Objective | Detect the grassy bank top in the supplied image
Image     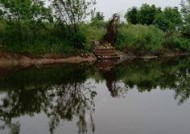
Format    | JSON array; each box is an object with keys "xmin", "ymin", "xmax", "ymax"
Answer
[{"xmin": 0, "ymin": 1, "xmax": 190, "ymax": 55}]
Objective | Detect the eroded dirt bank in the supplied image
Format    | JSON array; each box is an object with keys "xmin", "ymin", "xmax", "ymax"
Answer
[
  {"xmin": 0, "ymin": 51, "xmax": 97, "ymax": 68},
  {"xmin": 0, "ymin": 49, "xmax": 190, "ymax": 69}
]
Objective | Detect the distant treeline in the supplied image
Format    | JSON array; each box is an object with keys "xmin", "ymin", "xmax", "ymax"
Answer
[
  {"xmin": 0, "ymin": 0, "xmax": 190, "ymax": 54},
  {"xmin": 101, "ymin": 2, "xmax": 190, "ymax": 52}
]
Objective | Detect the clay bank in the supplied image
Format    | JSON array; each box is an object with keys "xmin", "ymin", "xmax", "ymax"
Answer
[
  {"xmin": 0, "ymin": 51, "xmax": 97, "ymax": 68},
  {"xmin": 1, "ymin": 48, "xmax": 190, "ymax": 69}
]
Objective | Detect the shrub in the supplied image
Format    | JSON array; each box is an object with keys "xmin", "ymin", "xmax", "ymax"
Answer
[
  {"xmin": 0, "ymin": 21, "xmax": 73, "ymax": 54},
  {"xmin": 81, "ymin": 23, "xmax": 106, "ymax": 51},
  {"xmin": 164, "ymin": 32, "xmax": 190, "ymax": 51},
  {"xmin": 116, "ymin": 24, "xmax": 165, "ymax": 51}
]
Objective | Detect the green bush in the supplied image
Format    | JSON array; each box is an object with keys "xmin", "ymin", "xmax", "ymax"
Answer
[
  {"xmin": 182, "ymin": 25, "xmax": 190, "ymax": 37},
  {"xmin": 116, "ymin": 24, "xmax": 165, "ymax": 51},
  {"xmin": 81, "ymin": 23, "xmax": 106, "ymax": 51},
  {"xmin": 164, "ymin": 33, "xmax": 190, "ymax": 51},
  {"xmin": 0, "ymin": 21, "xmax": 74, "ymax": 54}
]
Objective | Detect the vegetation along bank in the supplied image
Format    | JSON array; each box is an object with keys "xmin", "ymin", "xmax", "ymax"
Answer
[{"xmin": 0, "ymin": 0, "xmax": 190, "ymax": 66}]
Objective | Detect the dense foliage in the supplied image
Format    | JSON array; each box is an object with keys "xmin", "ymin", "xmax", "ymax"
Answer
[
  {"xmin": 123, "ymin": 2, "xmax": 190, "ymax": 52},
  {"xmin": 0, "ymin": 0, "xmax": 190, "ymax": 54},
  {"xmin": 125, "ymin": 4, "xmax": 182, "ymax": 32},
  {"xmin": 116, "ymin": 24, "xmax": 165, "ymax": 51},
  {"xmin": 181, "ymin": 0, "xmax": 190, "ymax": 37},
  {"xmin": 0, "ymin": 0, "xmax": 52, "ymax": 40},
  {"xmin": 51, "ymin": 0, "xmax": 96, "ymax": 49},
  {"xmin": 153, "ymin": 7, "xmax": 182, "ymax": 32},
  {"xmin": 0, "ymin": 0, "xmax": 96, "ymax": 54}
]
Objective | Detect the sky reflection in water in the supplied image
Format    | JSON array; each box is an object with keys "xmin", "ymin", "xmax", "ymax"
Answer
[{"xmin": 0, "ymin": 57, "xmax": 190, "ymax": 134}]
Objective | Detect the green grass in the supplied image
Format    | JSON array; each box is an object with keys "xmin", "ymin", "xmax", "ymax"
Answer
[
  {"xmin": 81, "ymin": 23, "xmax": 106, "ymax": 51},
  {"xmin": 1, "ymin": 20, "xmax": 190, "ymax": 54},
  {"xmin": 0, "ymin": 21, "xmax": 106, "ymax": 54},
  {"xmin": 116, "ymin": 24, "xmax": 165, "ymax": 51},
  {"xmin": 0, "ymin": 21, "xmax": 74, "ymax": 55}
]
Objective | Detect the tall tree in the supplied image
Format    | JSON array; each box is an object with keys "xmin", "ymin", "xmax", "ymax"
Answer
[
  {"xmin": 138, "ymin": 4, "xmax": 161, "ymax": 25},
  {"xmin": 91, "ymin": 12, "xmax": 104, "ymax": 26},
  {"xmin": 181, "ymin": 0, "xmax": 190, "ymax": 24},
  {"xmin": 153, "ymin": 7, "xmax": 182, "ymax": 32},
  {"xmin": 52, "ymin": 0, "xmax": 96, "ymax": 49},
  {"xmin": 125, "ymin": 7, "xmax": 138, "ymax": 24},
  {"xmin": 0, "ymin": 0, "xmax": 52, "ymax": 40},
  {"xmin": 91, "ymin": 12, "xmax": 104, "ymax": 22},
  {"xmin": 125, "ymin": 4, "xmax": 161, "ymax": 25},
  {"xmin": 181, "ymin": 0, "xmax": 190, "ymax": 36}
]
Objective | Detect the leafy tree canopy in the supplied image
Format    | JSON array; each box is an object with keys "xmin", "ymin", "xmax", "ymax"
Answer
[
  {"xmin": 181, "ymin": 0, "xmax": 190, "ymax": 36},
  {"xmin": 0, "ymin": 0, "xmax": 53, "ymax": 40},
  {"xmin": 51, "ymin": 0, "xmax": 96, "ymax": 49},
  {"xmin": 181, "ymin": 0, "xmax": 190, "ymax": 24},
  {"xmin": 138, "ymin": 4, "xmax": 161, "ymax": 25},
  {"xmin": 125, "ymin": 7, "xmax": 138, "ymax": 24},
  {"xmin": 153, "ymin": 7, "xmax": 182, "ymax": 32},
  {"xmin": 125, "ymin": 4, "xmax": 161, "ymax": 25},
  {"xmin": 125, "ymin": 4, "xmax": 182, "ymax": 33},
  {"xmin": 0, "ymin": 0, "xmax": 52, "ymax": 22}
]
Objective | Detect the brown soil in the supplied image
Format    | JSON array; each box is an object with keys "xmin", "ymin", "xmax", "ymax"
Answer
[
  {"xmin": 0, "ymin": 48, "xmax": 189, "ymax": 69},
  {"xmin": 0, "ymin": 50, "xmax": 97, "ymax": 68},
  {"xmin": 123, "ymin": 47, "xmax": 190, "ymax": 59}
]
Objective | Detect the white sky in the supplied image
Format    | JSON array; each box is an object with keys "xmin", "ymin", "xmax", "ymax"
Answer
[{"xmin": 95, "ymin": 0, "xmax": 182, "ymax": 19}]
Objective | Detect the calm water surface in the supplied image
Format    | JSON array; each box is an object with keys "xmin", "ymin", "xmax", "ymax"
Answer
[{"xmin": 0, "ymin": 58, "xmax": 190, "ymax": 134}]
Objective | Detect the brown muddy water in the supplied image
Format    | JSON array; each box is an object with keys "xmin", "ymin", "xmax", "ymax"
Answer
[{"xmin": 0, "ymin": 57, "xmax": 190, "ymax": 134}]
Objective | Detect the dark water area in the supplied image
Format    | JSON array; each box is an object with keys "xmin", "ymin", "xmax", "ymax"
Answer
[{"xmin": 0, "ymin": 57, "xmax": 190, "ymax": 134}]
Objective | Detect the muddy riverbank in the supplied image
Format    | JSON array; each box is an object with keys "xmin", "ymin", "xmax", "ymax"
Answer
[
  {"xmin": 0, "ymin": 51, "xmax": 97, "ymax": 68},
  {"xmin": 0, "ymin": 50, "xmax": 190, "ymax": 68}
]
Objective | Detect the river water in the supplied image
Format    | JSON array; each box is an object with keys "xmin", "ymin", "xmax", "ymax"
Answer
[{"xmin": 0, "ymin": 57, "xmax": 190, "ymax": 134}]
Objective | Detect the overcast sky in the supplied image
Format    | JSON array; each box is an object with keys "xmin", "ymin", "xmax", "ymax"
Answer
[{"xmin": 95, "ymin": 0, "xmax": 182, "ymax": 19}]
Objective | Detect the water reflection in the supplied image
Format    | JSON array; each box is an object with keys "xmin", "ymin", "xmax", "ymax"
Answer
[
  {"xmin": 0, "ymin": 65, "xmax": 96, "ymax": 134},
  {"xmin": 0, "ymin": 57, "xmax": 190, "ymax": 134},
  {"xmin": 116, "ymin": 58, "xmax": 190, "ymax": 104}
]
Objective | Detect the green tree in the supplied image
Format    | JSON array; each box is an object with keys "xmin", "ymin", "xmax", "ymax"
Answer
[
  {"xmin": 125, "ymin": 4, "xmax": 161, "ymax": 25},
  {"xmin": 181, "ymin": 0, "xmax": 190, "ymax": 24},
  {"xmin": 181, "ymin": 0, "xmax": 190, "ymax": 37},
  {"xmin": 153, "ymin": 7, "xmax": 182, "ymax": 32},
  {"xmin": 0, "ymin": 9, "xmax": 3, "ymax": 20},
  {"xmin": 52, "ymin": 0, "xmax": 96, "ymax": 49},
  {"xmin": 91, "ymin": 11, "xmax": 105, "ymax": 26},
  {"xmin": 125, "ymin": 7, "xmax": 138, "ymax": 24},
  {"xmin": 92, "ymin": 12, "xmax": 104, "ymax": 21},
  {"xmin": 138, "ymin": 4, "xmax": 161, "ymax": 25},
  {"xmin": 0, "ymin": 0, "xmax": 52, "ymax": 40}
]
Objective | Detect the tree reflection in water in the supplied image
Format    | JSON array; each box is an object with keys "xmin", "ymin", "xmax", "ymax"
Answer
[
  {"xmin": 0, "ymin": 58, "xmax": 190, "ymax": 133},
  {"xmin": 46, "ymin": 82, "xmax": 96, "ymax": 134},
  {"xmin": 99, "ymin": 68, "xmax": 127, "ymax": 98},
  {"xmin": 94, "ymin": 58, "xmax": 190, "ymax": 103},
  {"xmin": 113, "ymin": 58, "xmax": 190, "ymax": 104},
  {"xmin": 174, "ymin": 67, "xmax": 190, "ymax": 104},
  {"xmin": 0, "ymin": 64, "xmax": 96, "ymax": 134}
]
